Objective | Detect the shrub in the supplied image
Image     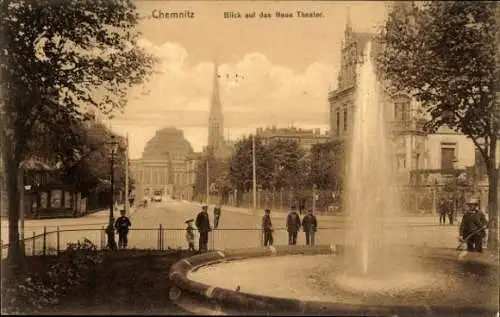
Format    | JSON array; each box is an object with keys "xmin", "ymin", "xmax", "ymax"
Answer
[{"xmin": 1, "ymin": 239, "xmax": 103, "ymax": 314}]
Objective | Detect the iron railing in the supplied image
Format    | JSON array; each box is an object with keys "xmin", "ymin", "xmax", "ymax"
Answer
[{"xmin": 1, "ymin": 223, "xmax": 457, "ymax": 259}]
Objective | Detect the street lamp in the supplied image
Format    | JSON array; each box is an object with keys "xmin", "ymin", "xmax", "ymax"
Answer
[
  {"xmin": 252, "ymin": 134, "xmax": 257, "ymax": 214},
  {"xmin": 452, "ymin": 157, "xmax": 458, "ymax": 224},
  {"xmin": 162, "ymin": 151, "xmax": 172, "ymax": 199},
  {"xmin": 312, "ymin": 184, "xmax": 318, "ymax": 213},
  {"xmin": 257, "ymin": 184, "xmax": 262, "ymax": 209},
  {"xmin": 106, "ymin": 135, "xmax": 119, "ymax": 250}
]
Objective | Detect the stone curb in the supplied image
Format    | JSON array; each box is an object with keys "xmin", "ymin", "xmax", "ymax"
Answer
[{"xmin": 169, "ymin": 244, "xmax": 497, "ymax": 316}]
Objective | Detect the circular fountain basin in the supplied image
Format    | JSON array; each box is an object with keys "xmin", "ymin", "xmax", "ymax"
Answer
[{"xmin": 171, "ymin": 246, "xmax": 498, "ymax": 315}]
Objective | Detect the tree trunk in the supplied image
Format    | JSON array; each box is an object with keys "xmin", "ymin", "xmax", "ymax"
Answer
[
  {"xmin": 5, "ymin": 155, "xmax": 25, "ymax": 273},
  {"xmin": 486, "ymin": 137, "xmax": 498, "ymax": 251}
]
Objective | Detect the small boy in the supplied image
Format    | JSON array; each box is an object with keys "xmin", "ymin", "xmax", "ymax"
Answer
[{"xmin": 185, "ymin": 219, "xmax": 195, "ymax": 252}]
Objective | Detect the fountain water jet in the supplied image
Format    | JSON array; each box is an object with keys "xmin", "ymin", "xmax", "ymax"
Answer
[{"xmin": 344, "ymin": 41, "xmax": 406, "ymax": 277}]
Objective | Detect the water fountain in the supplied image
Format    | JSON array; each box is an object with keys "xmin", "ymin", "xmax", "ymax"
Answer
[
  {"xmin": 338, "ymin": 41, "xmax": 424, "ymax": 293},
  {"xmin": 169, "ymin": 41, "xmax": 499, "ymax": 315}
]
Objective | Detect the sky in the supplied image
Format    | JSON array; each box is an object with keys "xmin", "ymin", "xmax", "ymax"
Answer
[{"xmin": 108, "ymin": 1, "xmax": 389, "ymax": 158}]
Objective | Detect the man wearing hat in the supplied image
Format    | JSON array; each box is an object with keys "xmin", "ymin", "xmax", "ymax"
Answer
[
  {"xmin": 195, "ymin": 205, "xmax": 212, "ymax": 252},
  {"xmin": 185, "ymin": 219, "xmax": 195, "ymax": 252},
  {"xmin": 459, "ymin": 200, "xmax": 487, "ymax": 252},
  {"xmin": 114, "ymin": 209, "xmax": 131, "ymax": 249},
  {"xmin": 286, "ymin": 205, "xmax": 301, "ymax": 245}
]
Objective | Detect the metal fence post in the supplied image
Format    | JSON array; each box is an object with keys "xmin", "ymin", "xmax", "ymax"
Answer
[
  {"xmin": 56, "ymin": 226, "xmax": 60, "ymax": 254},
  {"xmin": 42, "ymin": 226, "xmax": 47, "ymax": 256},
  {"xmin": 32, "ymin": 232, "xmax": 35, "ymax": 256},
  {"xmin": 160, "ymin": 225, "xmax": 164, "ymax": 251},
  {"xmin": 211, "ymin": 229, "xmax": 215, "ymax": 250},
  {"xmin": 100, "ymin": 226, "xmax": 105, "ymax": 250}
]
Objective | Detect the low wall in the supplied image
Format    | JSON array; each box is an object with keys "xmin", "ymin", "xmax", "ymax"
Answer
[{"xmin": 169, "ymin": 245, "xmax": 496, "ymax": 316}]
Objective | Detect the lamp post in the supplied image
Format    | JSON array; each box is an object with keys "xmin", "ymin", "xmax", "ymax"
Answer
[
  {"xmin": 125, "ymin": 133, "xmax": 129, "ymax": 215},
  {"xmin": 280, "ymin": 187, "xmax": 284, "ymax": 211},
  {"xmin": 452, "ymin": 157, "xmax": 458, "ymax": 224},
  {"xmin": 17, "ymin": 161, "xmax": 27, "ymax": 255},
  {"xmin": 206, "ymin": 156, "xmax": 210, "ymax": 205},
  {"xmin": 312, "ymin": 184, "xmax": 317, "ymax": 213},
  {"xmin": 161, "ymin": 151, "xmax": 173, "ymax": 199},
  {"xmin": 252, "ymin": 134, "xmax": 257, "ymax": 214},
  {"xmin": 106, "ymin": 135, "xmax": 119, "ymax": 250},
  {"xmin": 257, "ymin": 184, "xmax": 262, "ymax": 209},
  {"xmin": 413, "ymin": 151, "xmax": 421, "ymax": 213}
]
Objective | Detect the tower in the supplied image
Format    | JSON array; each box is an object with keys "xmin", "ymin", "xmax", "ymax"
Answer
[{"xmin": 208, "ymin": 61, "xmax": 225, "ymax": 150}]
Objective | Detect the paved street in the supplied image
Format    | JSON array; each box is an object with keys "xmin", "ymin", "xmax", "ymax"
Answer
[{"xmin": 1, "ymin": 200, "xmax": 465, "ymax": 258}]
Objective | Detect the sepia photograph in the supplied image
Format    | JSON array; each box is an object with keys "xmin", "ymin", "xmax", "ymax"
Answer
[{"xmin": 0, "ymin": 0, "xmax": 498, "ymax": 315}]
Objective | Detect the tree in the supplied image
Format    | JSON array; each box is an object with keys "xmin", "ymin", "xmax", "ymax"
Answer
[
  {"xmin": 0, "ymin": 0, "xmax": 156, "ymax": 270},
  {"xmin": 60, "ymin": 121, "xmax": 130, "ymax": 198},
  {"xmin": 309, "ymin": 141, "xmax": 344, "ymax": 191},
  {"xmin": 377, "ymin": 1, "xmax": 499, "ymax": 248},
  {"xmin": 228, "ymin": 135, "xmax": 273, "ymax": 205},
  {"xmin": 267, "ymin": 139, "xmax": 304, "ymax": 191}
]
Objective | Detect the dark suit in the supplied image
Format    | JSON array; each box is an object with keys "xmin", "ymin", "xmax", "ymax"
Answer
[
  {"xmin": 196, "ymin": 211, "xmax": 211, "ymax": 252},
  {"xmin": 286, "ymin": 211, "xmax": 301, "ymax": 245}
]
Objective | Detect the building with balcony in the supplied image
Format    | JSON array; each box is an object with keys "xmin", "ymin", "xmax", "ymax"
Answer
[
  {"xmin": 255, "ymin": 126, "xmax": 330, "ymax": 151},
  {"xmin": 327, "ymin": 13, "xmax": 500, "ymax": 213},
  {"xmin": 327, "ymin": 13, "xmax": 484, "ymax": 186}
]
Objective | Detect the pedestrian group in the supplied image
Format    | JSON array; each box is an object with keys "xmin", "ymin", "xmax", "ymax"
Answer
[{"xmin": 187, "ymin": 204, "xmax": 318, "ymax": 252}]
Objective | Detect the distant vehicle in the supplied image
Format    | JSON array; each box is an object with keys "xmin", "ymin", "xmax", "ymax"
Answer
[{"xmin": 153, "ymin": 190, "xmax": 162, "ymax": 202}]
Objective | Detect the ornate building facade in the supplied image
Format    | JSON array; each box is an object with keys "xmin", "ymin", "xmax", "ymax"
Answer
[
  {"xmin": 130, "ymin": 127, "xmax": 198, "ymax": 200},
  {"xmin": 328, "ymin": 14, "xmax": 496, "ymax": 212}
]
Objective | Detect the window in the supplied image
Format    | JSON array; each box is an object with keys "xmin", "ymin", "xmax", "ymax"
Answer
[
  {"xmin": 336, "ymin": 109, "xmax": 340, "ymax": 136},
  {"xmin": 475, "ymin": 148, "xmax": 485, "ymax": 166},
  {"xmin": 395, "ymin": 100, "xmax": 410, "ymax": 122},
  {"xmin": 396, "ymin": 154, "xmax": 406, "ymax": 171},
  {"xmin": 440, "ymin": 143, "xmax": 456, "ymax": 170},
  {"xmin": 343, "ymin": 106, "xmax": 348, "ymax": 132}
]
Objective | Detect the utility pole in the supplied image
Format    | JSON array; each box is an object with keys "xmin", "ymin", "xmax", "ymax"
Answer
[
  {"xmin": 206, "ymin": 158, "xmax": 210, "ymax": 205},
  {"xmin": 252, "ymin": 134, "xmax": 257, "ymax": 214},
  {"xmin": 125, "ymin": 133, "xmax": 129, "ymax": 215},
  {"xmin": 312, "ymin": 184, "xmax": 317, "ymax": 213},
  {"xmin": 17, "ymin": 162, "xmax": 25, "ymax": 255}
]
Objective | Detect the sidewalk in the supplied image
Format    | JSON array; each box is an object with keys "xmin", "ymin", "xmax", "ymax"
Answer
[{"xmin": 181, "ymin": 200, "xmax": 448, "ymax": 226}]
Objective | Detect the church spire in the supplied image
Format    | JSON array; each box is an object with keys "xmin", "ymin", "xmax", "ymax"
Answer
[
  {"xmin": 210, "ymin": 60, "xmax": 222, "ymax": 116},
  {"xmin": 345, "ymin": 6, "xmax": 352, "ymax": 34},
  {"xmin": 208, "ymin": 60, "xmax": 224, "ymax": 150}
]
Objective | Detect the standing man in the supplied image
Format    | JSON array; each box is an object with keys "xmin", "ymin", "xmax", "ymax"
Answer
[
  {"xmin": 459, "ymin": 203, "xmax": 483, "ymax": 252},
  {"xmin": 286, "ymin": 206, "xmax": 301, "ymax": 245},
  {"xmin": 438, "ymin": 197, "xmax": 448, "ymax": 226},
  {"xmin": 114, "ymin": 209, "xmax": 132, "ymax": 249},
  {"xmin": 195, "ymin": 205, "xmax": 212, "ymax": 252},
  {"xmin": 447, "ymin": 198, "xmax": 455, "ymax": 225},
  {"xmin": 262, "ymin": 209, "xmax": 274, "ymax": 247},
  {"xmin": 213, "ymin": 204, "xmax": 222, "ymax": 229},
  {"xmin": 301, "ymin": 209, "xmax": 317, "ymax": 246},
  {"xmin": 473, "ymin": 204, "xmax": 488, "ymax": 252}
]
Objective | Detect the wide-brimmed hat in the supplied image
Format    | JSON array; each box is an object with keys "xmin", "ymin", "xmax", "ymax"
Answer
[{"xmin": 185, "ymin": 219, "xmax": 194, "ymax": 224}]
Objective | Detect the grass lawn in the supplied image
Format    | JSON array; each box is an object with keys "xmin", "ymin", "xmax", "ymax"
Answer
[{"xmin": 2, "ymin": 250, "xmax": 195, "ymax": 315}]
